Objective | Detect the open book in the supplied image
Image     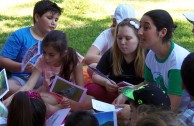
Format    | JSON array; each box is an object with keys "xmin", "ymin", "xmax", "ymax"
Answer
[
  {"xmin": 88, "ymin": 66, "xmax": 134, "ymax": 87},
  {"xmin": 0, "ymin": 69, "xmax": 9, "ymax": 99},
  {"xmin": 21, "ymin": 41, "xmax": 41, "ymax": 72},
  {"xmin": 92, "ymin": 99, "xmax": 122, "ymax": 112},
  {"xmin": 0, "ymin": 101, "xmax": 8, "ymax": 118},
  {"xmin": 50, "ymin": 76, "xmax": 87, "ymax": 102},
  {"xmin": 94, "ymin": 111, "xmax": 117, "ymax": 126},
  {"xmin": 46, "ymin": 108, "xmax": 70, "ymax": 126},
  {"xmin": 92, "ymin": 99, "xmax": 119, "ymax": 126},
  {"xmin": 117, "ymin": 81, "xmax": 134, "ymax": 87}
]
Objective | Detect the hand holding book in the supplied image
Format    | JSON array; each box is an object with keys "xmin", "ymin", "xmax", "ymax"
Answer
[
  {"xmin": 24, "ymin": 62, "xmax": 34, "ymax": 73},
  {"xmin": 104, "ymin": 79, "xmax": 118, "ymax": 93},
  {"xmin": 87, "ymin": 65, "xmax": 115, "ymax": 85}
]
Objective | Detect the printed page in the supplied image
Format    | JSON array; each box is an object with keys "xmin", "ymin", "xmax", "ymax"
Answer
[
  {"xmin": 117, "ymin": 81, "xmax": 134, "ymax": 87},
  {"xmin": 0, "ymin": 69, "xmax": 9, "ymax": 99},
  {"xmin": 92, "ymin": 99, "xmax": 122, "ymax": 112},
  {"xmin": 0, "ymin": 101, "xmax": 8, "ymax": 118},
  {"xmin": 87, "ymin": 66, "xmax": 113, "ymax": 84},
  {"xmin": 21, "ymin": 41, "xmax": 41, "ymax": 72},
  {"xmin": 46, "ymin": 108, "xmax": 71, "ymax": 126},
  {"xmin": 94, "ymin": 111, "xmax": 117, "ymax": 126},
  {"xmin": 50, "ymin": 76, "xmax": 87, "ymax": 102}
]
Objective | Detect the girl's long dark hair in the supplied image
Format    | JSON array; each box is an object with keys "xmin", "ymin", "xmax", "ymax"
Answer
[
  {"xmin": 60, "ymin": 47, "xmax": 78, "ymax": 80},
  {"xmin": 42, "ymin": 30, "xmax": 78, "ymax": 80}
]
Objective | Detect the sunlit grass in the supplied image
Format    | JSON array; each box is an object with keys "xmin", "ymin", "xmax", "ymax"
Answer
[{"xmin": 0, "ymin": 0, "xmax": 194, "ymax": 54}]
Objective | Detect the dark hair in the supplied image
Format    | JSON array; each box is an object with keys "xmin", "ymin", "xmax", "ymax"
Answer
[
  {"xmin": 143, "ymin": 9, "xmax": 177, "ymax": 42},
  {"xmin": 65, "ymin": 111, "xmax": 99, "ymax": 126},
  {"xmin": 33, "ymin": 0, "xmax": 62, "ymax": 24},
  {"xmin": 181, "ymin": 52, "xmax": 194, "ymax": 96},
  {"xmin": 42, "ymin": 30, "xmax": 78, "ymax": 81},
  {"xmin": 7, "ymin": 91, "xmax": 46, "ymax": 126}
]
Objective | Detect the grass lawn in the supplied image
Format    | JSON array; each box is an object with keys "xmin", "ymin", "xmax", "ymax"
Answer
[{"xmin": 0, "ymin": 0, "xmax": 194, "ymax": 55}]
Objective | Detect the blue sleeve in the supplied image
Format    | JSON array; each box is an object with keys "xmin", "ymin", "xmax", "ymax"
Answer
[{"xmin": 0, "ymin": 32, "xmax": 22, "ymax": 60}]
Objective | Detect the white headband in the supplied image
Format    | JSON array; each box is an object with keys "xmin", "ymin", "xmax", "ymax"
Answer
[{"xmin": 129, "ymin": 20, "xmax": 139, "ymax": 30}]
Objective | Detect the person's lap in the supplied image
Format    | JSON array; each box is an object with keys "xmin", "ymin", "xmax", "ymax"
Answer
[{"xmin": 5, "ymin": 75, "xmax": 43, "ymax": 98}]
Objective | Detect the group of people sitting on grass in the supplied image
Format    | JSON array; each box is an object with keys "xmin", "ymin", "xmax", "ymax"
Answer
[{"xmin": 0, "ymin": 0, "xmax": 194, "ymax": 126}]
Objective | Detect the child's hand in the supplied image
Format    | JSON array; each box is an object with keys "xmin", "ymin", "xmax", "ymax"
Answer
[
  {"xmin": 3, "ymin": 95, "xmax": 13, "ymax": 107},
  {"xmin": 60, "ymin": 97, "xmax": 71, "ymax": 108},
  {"xmin": 112, "ymin": 94, "xmax": 128, "ymax": 104},
  {"xmin": 116, "ymin": 104, "xmax": 131, "ymax": 120},
  {"xmin": 118, "ymin": 87, "xmax": 124, "ymax": 93},
  {"xmin": 105, "ymin": 80, "xmax": 118, "ymax": 93},
  {"xmin": 25, "ymin": 62, "xmax": 34, "ymax": 73}
]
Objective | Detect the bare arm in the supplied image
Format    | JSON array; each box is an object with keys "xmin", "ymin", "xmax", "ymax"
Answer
[
  {"xmin": 0, "ymin": 56, "xmax": 21, "ymax": 72},
  {"xmin": 0, "ymin": 56, "xmax": 33, "ymax": 73},
  {"xmin": 73, "ymin": 62, "xmax": 84, "ymax": 87},
  {"xmin": 168, "ymin": 94, "xmax": 182, "ymax": 112},
  {"xmin": 92, "ymin": 73, "xmax": 118, "ymax": 93},
  {"xmin": 3, "ymin": 68, "xmax": 41, "ymax": 106},
  {"xmin": 84, "ymin": 46, "xmax": 101, "ymax": 65},
  {"xmin": 92, "ymin": 73, "xmax": 108, "ymax": 87}
]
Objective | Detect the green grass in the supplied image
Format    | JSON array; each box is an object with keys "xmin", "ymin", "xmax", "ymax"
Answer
[{"xmin": 0, "ymin": 0, "xmax": 194, "ymax": 55}]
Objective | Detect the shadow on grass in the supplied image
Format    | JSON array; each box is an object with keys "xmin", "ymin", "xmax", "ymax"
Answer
[
  {"xmin": 0, "ymin": 13, "xmax": 193, "ymax": 54},
  {"xmin": 0, "ymin": 14, "xmax": 32, "ymax": 50},
  {"xmin": 0, "ymin": 13, "xmax": 111, "ymax": 55},
  {"xmin": 63, "ymin": 14, "xmax": 110, "ymax": 55}
]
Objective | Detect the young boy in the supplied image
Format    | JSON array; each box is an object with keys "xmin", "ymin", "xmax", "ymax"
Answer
[
  {"xmin": 183, "ymin": 12, "xmax": 194, "ymax": 34},
  {"xmin": 116, "ymin": 84, "xmax": 171, "ymax": 126},
  {"xmin": 0, "ymin": 0, "xmax": 62, "ymax": 96},
  {"xmin": 179, "ymin": 52, "xmax": 194, "ymax": 126}
]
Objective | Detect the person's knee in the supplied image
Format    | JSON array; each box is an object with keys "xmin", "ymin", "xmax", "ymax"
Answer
[{"xmin": 8, "ymin": 79, "xmax": 21, "ymax": 91}]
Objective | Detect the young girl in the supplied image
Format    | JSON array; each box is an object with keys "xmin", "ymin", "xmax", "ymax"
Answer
[
  {"xmin": 7, "ymin": 91, "xmax": 46, "ymax": 126},
  {"xmin": 4, "ymin": 30, "xmax": 92, "ymax": 114},
  {"xmin": 84, "ymin": 4, "xmax": 136, "ymax": 81},
  {"xmin": 85, "ymin": 18, "xmax": 145, "ymax": 103},
  {"xmin": 117, "ymin": 84, "xmax": 171, "ymax": 126}
]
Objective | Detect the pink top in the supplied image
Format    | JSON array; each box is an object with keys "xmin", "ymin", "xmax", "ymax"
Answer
[
  {"xmin": 35, "ymin": 54, "xmax": 82, "ymax": 88},
  {"xmin": 35, "ymin": 56, "xmax": 61, "ymax": 87}
]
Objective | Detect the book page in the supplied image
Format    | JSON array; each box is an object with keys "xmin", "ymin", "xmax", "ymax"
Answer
[
  {"xmin": 46, "ymin": 108, "xmax": 70, "ymax": 126},
  {"xmin": 0, "ymin": 101, "xmax": 8, "ymax": 118},
  {"xmin": 21, "ymin": 41, "xmax": 41, "ymax": 72},
  {"xmin": 92, "ymin": 99, "xmax": 122, "ymax": 112},
  {"xmin": 50, "ymin": 76, "xmax": 87, "ymax": 102},
  {"xmin": 117, "ymin": 81, "xmax": 134, "ymax": 87},
  {"xmin": 0, "ymin": 69, "xmax": 9, "ymax": 99},
  {"xmin": 94, "ymin": 111, "xmax": 117, "ymax": 126}
]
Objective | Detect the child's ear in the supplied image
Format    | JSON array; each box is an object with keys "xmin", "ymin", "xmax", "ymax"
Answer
[
  {"xmin": 62, "ymin": 50, "xmax": 68, "ymax": 57},
  {"xmin": 34, "ymin": 14, "xmax": 40, "ymax": 23},
  {"xmin": 159, "ymin": 28, "xmax": 167, "ymax": 38}
]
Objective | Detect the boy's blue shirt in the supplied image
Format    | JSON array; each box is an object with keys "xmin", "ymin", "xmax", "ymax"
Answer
[{"xmin": 0, "ymin": 27, "xmax": 40, "ymax": 76}]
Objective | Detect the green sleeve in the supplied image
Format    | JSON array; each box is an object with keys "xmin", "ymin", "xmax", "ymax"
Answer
[
  {"xmin": 144, "ymin": 64, "xmax": 154, "ymax": 83},
  {"xmin": 168, "ymin": 69, "xmax": 183, "ymax": 96}
]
